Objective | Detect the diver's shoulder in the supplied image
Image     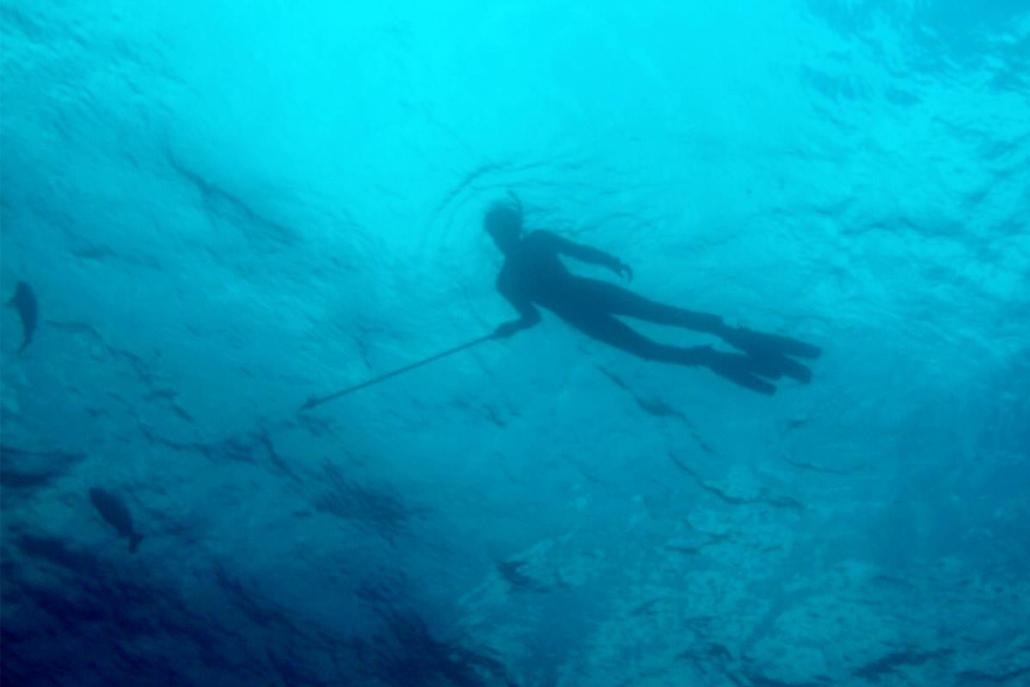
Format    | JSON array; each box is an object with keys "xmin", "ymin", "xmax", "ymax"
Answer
[{"xmin": 523, "ymin": 230, "xmax": 559, "ymax": 245}]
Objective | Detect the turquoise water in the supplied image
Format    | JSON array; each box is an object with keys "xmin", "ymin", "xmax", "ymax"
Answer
[{"xmin": 1, "ymin": 1, "xmax": 1028, "ymax": 685}]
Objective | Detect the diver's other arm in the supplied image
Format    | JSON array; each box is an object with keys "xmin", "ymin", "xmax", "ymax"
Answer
[{"xmin": 546, "ymin": 233, "xmax": 633, "ymax": 281}]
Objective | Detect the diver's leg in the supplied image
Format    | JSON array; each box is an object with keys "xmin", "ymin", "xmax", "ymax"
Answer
[
  {"xmin": 579, "ymin": 279, "xmax": 821, "ymax": 366},
  {"xmin": 564, "ymin": 311, "xmax": 702, "ymax": 364},
  {"xmin": 579, "ymin": 279, "xmax": 724, "ymax": 333},
  {"xmin": 568, "ymin": 279, "xmax": 817, "ymax": 385},
  {"xmin": 564, "ymin": 312, "xmax": 776, "ymax": 395}
]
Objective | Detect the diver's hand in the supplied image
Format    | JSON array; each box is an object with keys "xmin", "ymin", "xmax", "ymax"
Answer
[
  {"xmin": 612, "ymin": 260, "xmax": 633, "ymax": 281},
  {"xmin": 493, "ymin": 321, "xmax": 522, "ymax": 339}
]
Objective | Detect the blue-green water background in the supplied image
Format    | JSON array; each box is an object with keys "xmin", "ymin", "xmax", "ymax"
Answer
[{"xmin": 1, "ymin": 1, "xmax": 1028, "ymax": 685}]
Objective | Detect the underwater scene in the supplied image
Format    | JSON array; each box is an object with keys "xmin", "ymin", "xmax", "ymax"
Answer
[{"xmin": 1, "ymin": 0, "xmax": 1028, "ymax": 685}]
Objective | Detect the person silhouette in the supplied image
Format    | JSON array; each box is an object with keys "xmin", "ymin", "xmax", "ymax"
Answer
[{"xmin": 485, "ymin": 198, "xmax": 821, "ymax": 394}]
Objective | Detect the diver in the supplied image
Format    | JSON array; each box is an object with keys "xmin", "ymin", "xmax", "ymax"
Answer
[{"xmin": 485, "ymin": 197, "xmax": 821, "ymax": 395}]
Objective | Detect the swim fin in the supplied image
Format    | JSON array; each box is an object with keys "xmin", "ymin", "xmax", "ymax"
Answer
[
  {"xmin": 721, "ymin": 326, "xmax": 822, "ymax": 360},
  {"xmin": 706, "ymin": 352, "xmax": 777, "ymax": 395},
  {"xmin": 745, "ymin": 350, "xmax": 813, "ymax": 384}
]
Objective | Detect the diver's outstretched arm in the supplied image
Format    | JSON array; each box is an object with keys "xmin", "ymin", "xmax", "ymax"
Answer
[
  {"xmin": 494, "ymin": 309, "xmax": 541, "ymax": 338},
  {"xmin": 494, "ymin": 288, "xmax": 542, "ymax": 339},
  {"xmin": 543, "ymin": 232, "xmax": 633, "ymax": 281}
]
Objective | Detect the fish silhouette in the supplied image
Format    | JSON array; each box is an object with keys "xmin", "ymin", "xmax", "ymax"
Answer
[
  {"xmin": 7, "ymin": 281, "xmax": 38, "ymax": 352},
  {"xmin": 89, "ymin": 487, "xmax": 144, "ymax": 553}
]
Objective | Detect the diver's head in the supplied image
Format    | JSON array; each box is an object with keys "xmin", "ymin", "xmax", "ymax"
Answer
[{"xmin": 483, "ymin": 200, "xmax": 523, "ymax": 253}]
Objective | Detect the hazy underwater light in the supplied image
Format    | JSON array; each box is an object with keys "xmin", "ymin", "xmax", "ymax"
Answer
[{"xmin": 2, "ymin": 1, "xmax": 1028, "ymax": 685}]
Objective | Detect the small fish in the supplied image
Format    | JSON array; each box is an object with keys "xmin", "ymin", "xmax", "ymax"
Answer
[
  {"xmin": 7, "ymin": 281, "xmax": 38, "ymax": 352},
  {"xmin": 89, "ymin": 487, "xmax": 144, "ymax": 553}
]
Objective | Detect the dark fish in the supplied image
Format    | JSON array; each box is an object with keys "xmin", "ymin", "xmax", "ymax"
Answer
[
  {"xmin": 7, "ymin": 281, "xmax": 38, "ymax": 352},
  {"xmin": 89, "ymin": 487, "xmax": 143, "ymax": 553}
]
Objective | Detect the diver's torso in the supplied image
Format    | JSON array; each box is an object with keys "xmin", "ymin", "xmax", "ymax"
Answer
[{"xmin": 496, "ymin": 232, "xmax": 571, "ymax": 307}]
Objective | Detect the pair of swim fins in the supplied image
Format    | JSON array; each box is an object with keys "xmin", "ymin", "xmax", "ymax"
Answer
[{"xmin": 709, "ymin": 327, "xmax": 822, "ymax": 395}]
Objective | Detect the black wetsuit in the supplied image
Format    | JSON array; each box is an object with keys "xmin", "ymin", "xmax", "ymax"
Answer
[{"xmin": 493, "ymin": 231, "xmax": 821, "ymax": 394}]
